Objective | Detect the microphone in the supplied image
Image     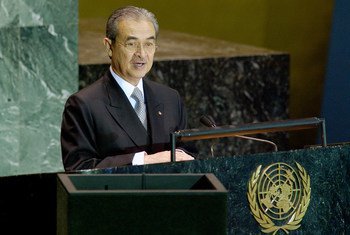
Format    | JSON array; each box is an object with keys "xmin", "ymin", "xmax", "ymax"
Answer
[
  {"xmin": 199, "ymin": 115, "xmax": 278, "ymax": 153},
  {"xmin": 199, "ymin": 115, "xmax": 217, "ymax": 127}
]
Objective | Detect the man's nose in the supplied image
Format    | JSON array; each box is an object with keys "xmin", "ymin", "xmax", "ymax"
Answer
[{"xmin": 134, "ymin": 43, "xmax": 146, "ymax": 57}]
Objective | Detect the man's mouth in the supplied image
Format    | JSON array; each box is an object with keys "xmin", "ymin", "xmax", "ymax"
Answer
[{"xmin": 133, "ymin": 62, "xmax": 146, "ymax": 68}]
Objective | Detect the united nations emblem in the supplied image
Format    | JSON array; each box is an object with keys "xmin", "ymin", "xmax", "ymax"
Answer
[{"xmin": 247, "ymin": 162, "xmax": 311, "ymax": 234}]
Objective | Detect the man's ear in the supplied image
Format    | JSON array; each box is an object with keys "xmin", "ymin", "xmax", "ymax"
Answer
[{"xmin": 103, "ymin": 38, "xmax": 113, "ymax": 58}]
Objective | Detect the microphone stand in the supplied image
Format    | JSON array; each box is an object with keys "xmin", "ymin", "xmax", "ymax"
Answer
[{"xmin": 200, "ymin": 115, "xmax": 278, "ymax": 155}]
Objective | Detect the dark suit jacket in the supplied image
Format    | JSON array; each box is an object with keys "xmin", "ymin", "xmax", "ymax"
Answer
[{"xmin": 61, "ymin": 71, "xmax": 187, "ymax": 171}]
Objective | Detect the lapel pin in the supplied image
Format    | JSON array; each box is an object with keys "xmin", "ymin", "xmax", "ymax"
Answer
[{"xmin": 158, "ymin": 111, "xmax": 162, "ymax": 116}]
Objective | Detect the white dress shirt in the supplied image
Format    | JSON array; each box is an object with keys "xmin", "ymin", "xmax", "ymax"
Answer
[{"xmin": 109, "ymin": 67, "xmax": 145, "ymax": 165}]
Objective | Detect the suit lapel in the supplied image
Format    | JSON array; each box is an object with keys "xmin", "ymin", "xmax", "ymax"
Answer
[
  {"xmin": 143, "ymin": 79, "xmax": 165, "ymax": 144},
  {"xmin": 104, "ymin": 72, "xmax": 149, "ymax": 146}
]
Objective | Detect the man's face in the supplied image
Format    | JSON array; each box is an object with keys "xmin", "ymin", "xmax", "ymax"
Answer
[{"xmin": 107, "ymin": 19, "xmax": 156, "ymax": 85}]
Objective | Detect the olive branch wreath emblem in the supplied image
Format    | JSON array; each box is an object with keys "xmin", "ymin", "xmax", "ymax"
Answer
[{"xmin": 247, "ymin": 162, "xmax": 311, "ymax": 234}]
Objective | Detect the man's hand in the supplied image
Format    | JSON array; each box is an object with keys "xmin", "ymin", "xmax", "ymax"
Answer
[{"xmin": 144, "ymin": 149, "xmax": 194, "ymax": 165}]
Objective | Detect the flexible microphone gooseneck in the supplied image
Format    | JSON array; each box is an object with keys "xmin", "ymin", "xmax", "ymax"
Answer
[{"xmin": 199, "ymin": 115, "xmax": 278, "ymax": 153}]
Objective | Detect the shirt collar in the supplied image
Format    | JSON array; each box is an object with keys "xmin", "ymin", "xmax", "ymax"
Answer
[{"xmin": 109, "ymin": 66, "xmax": 144, "ymax": 99}]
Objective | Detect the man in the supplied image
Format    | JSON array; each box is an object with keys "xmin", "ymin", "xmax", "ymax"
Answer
[{"xmin": 61, "ymin": 6, "xmax": 194, "ymax": 171}]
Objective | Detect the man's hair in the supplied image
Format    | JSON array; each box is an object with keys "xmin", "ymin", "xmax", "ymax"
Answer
[{"xmin": 106, "ymin": 6, "xmax": 159, "ymax": 42}]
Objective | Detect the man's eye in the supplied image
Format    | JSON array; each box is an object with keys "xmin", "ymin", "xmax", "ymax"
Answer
[
  {"xmin": 144, "ymin": 42, "xmax": 154, "ymax": 47},
  {"xmin": 125, "ymin": 42, "xmax": 136, "ymax": 47}
]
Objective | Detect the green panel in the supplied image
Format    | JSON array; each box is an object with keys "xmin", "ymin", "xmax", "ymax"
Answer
[
  {"xmin": 18, "ymin": 24, "xmax": 78, "ymax": 174},
  {"xmin": 18, "ymin": 0, "xmax": 78, "ymax": 27},
  {"xmin": 0, "ymin": 0, "xmax": 78, "ymax": 176},
  {"xmin": 0, "ymin": 27, "xmax": 20, "ymax": 175},
  {"xmin": 0, "ymin": 0, "xmax": 19, "ymax": 27}
]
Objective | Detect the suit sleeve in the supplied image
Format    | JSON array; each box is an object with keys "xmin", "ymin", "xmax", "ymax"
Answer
[{"xmin": 60, "ymin": 95, "xmax": 134, "ymax": 171}]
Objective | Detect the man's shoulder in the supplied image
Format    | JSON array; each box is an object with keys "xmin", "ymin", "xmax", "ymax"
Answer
[
  {"xmin": 144, "ymin": 78, "xmax": 178, "ymax": 94},
  {"xmin": 71, "ymin": 72, "xmax": 110, "ymax": 100}
]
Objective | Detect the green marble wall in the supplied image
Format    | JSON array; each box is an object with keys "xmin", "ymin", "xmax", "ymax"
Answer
[{"xmin": 0, "ymin": 0, "xmax": 78, "ymax": 176}]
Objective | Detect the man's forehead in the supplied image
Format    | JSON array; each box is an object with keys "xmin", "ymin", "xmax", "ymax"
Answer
[{"xmin": 117, "ymin": 18, "xmax": 155, "ymax": 34}]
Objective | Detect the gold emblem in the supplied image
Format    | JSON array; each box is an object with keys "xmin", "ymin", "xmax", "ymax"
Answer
[{"xmin": 247, "ymin": 162, "xmax": 311, "ymax": 234}]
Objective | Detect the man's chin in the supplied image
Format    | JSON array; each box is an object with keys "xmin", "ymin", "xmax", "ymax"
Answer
[{"xmin": 131, "ymin": 70, "xmax": 150, "ymax": 79}]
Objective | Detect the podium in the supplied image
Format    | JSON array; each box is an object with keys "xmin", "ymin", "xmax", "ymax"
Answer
[
  {"xmin": 82, "ymin": 144, "xmax": 350, "ymax": 234},
  {"xmin": 57, "ymin": 173, "xmax": 228, "ymax": 235},
  {"xmin": 0, "ymin": 122, "xmax": 349, "ymax": 234}
]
